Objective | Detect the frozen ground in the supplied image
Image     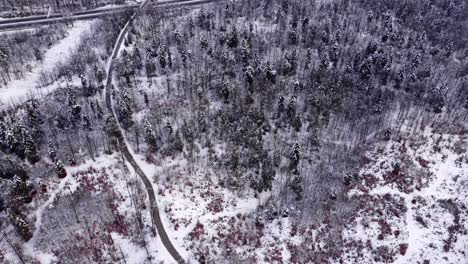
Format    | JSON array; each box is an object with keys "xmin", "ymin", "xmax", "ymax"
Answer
[
  {"xmin": 1, "ymin": 154, "xmax": 177, "ymax": 263},
  {"xmin": 342, "ymin": 128, "xmax": 468, "ymax": 264},
  {"xmin": 1, "ymin": 126, "xmax": 465, "ymax": 263},
  {"xmin": 145, "ymin": 127, "xmax": 468, "ymax": 263},
  {"xmin": 0, "ymin": 20, "xmax": 94, "ymax": 107}
]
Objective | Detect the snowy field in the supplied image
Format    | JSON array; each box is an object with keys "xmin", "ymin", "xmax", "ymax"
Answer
[{"xmin": 343, "ymin": 128, "xmax": 468, "ymax": 264}]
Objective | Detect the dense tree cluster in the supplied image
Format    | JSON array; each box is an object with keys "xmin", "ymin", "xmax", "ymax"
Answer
[
  {"xmin": 0, "ymin": 118, "xmax": 40, "ymax": 164},
  {"xmin": 119, "ymin": 0, "xmax": 467, "ymax": 220}
]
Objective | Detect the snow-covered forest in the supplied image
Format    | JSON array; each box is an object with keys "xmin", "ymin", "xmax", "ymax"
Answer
[{"xmin": 0, "ymin": 0, "xmax": 467, "ymax": 263}]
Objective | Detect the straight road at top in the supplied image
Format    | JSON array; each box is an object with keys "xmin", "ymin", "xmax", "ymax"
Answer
[{"xmin": 0, "ymin": 0, "xmax": 217, "ymax": 31}]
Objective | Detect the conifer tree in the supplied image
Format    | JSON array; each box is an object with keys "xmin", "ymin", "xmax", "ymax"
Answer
[
  {"xmin": 23, "ymin": 131, "xmax": 40, "ymax": 164},
  {"xmin": 54, "ymin": 160, "xmax": 67, "ymax": 179},
  {"xmin": 289, "ymin": 143, "xmax": 300, "ymax": 175},
  {"xmin": 144, "ymin": 120, "xmax": 157, "ymax": 152},
  {"xmin": 48, "ymin": 140, "xmax": 57, "ymax": 162},
  {"xmin": 118, "ymin": 89, "xmax": 134, "ymax": 130}
]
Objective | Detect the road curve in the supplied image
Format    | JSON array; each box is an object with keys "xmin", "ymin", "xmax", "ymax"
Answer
[
  {"xmin": 0, "ymin": 0, "xmax": 217, "ymax": 32},
  {"xmin": 103, "ymin": 0, "xmax": 192, "ymax": 263}
]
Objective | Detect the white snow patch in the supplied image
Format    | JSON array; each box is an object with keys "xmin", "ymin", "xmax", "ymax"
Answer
[
  {"xmin": 342, "ymin": 128, "xmax": 468, "ymax": 264},
  {"xmin": 0, "ymin": 20, "xmax": 94, "ymax": 107}
]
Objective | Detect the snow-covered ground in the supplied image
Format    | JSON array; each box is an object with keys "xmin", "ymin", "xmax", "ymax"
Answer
[
  {"xmin": 140, "ymin": 127, "xmax": 468, "ymax": 263},
  {"xmin": 2, "ymin": 125, "xmax": 465, "ymax": 263},
  {"xmin": 1, "ymin": 154, "xmax": 178, "ymax": 263},
  {"xmin": 3, "ymin": 149, "xmax": 260, "ymax": 263},
  {"xmin": 133, "ymin": 151, "xmax": 259, "ymax": 261},
  {"xmin": 22, "ymin": 156, "xmax": 118, "ymax": 263},
  {"xmin": 0, "ymin": 21, "xmax": 94, "ymax": 108},
  {"xmin": 342, "ymin": 128, "xmax": 468, "ymax": 264}
]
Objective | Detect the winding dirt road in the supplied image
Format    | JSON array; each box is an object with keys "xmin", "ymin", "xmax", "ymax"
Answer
[{"xmin": 102, "ymin": 0, "xmax": 206, "ymax": 262}]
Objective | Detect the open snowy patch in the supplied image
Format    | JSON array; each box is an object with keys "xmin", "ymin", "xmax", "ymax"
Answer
[
  {"xmin": 129, "ymin": 150, "xmax": 336, "ymax": 263},
  {"xmin": 342, "ymin": 128, "xmax": 468, "ymax": 264},
  {"xmin": 0, "ymin": 21, "xmax": 95, "ymax": 107}
]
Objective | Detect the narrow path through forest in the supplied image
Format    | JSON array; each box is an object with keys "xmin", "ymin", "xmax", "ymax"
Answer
[{"xmin": 103, "ymin": 1, "xmax": 186, "ymax": 263}]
